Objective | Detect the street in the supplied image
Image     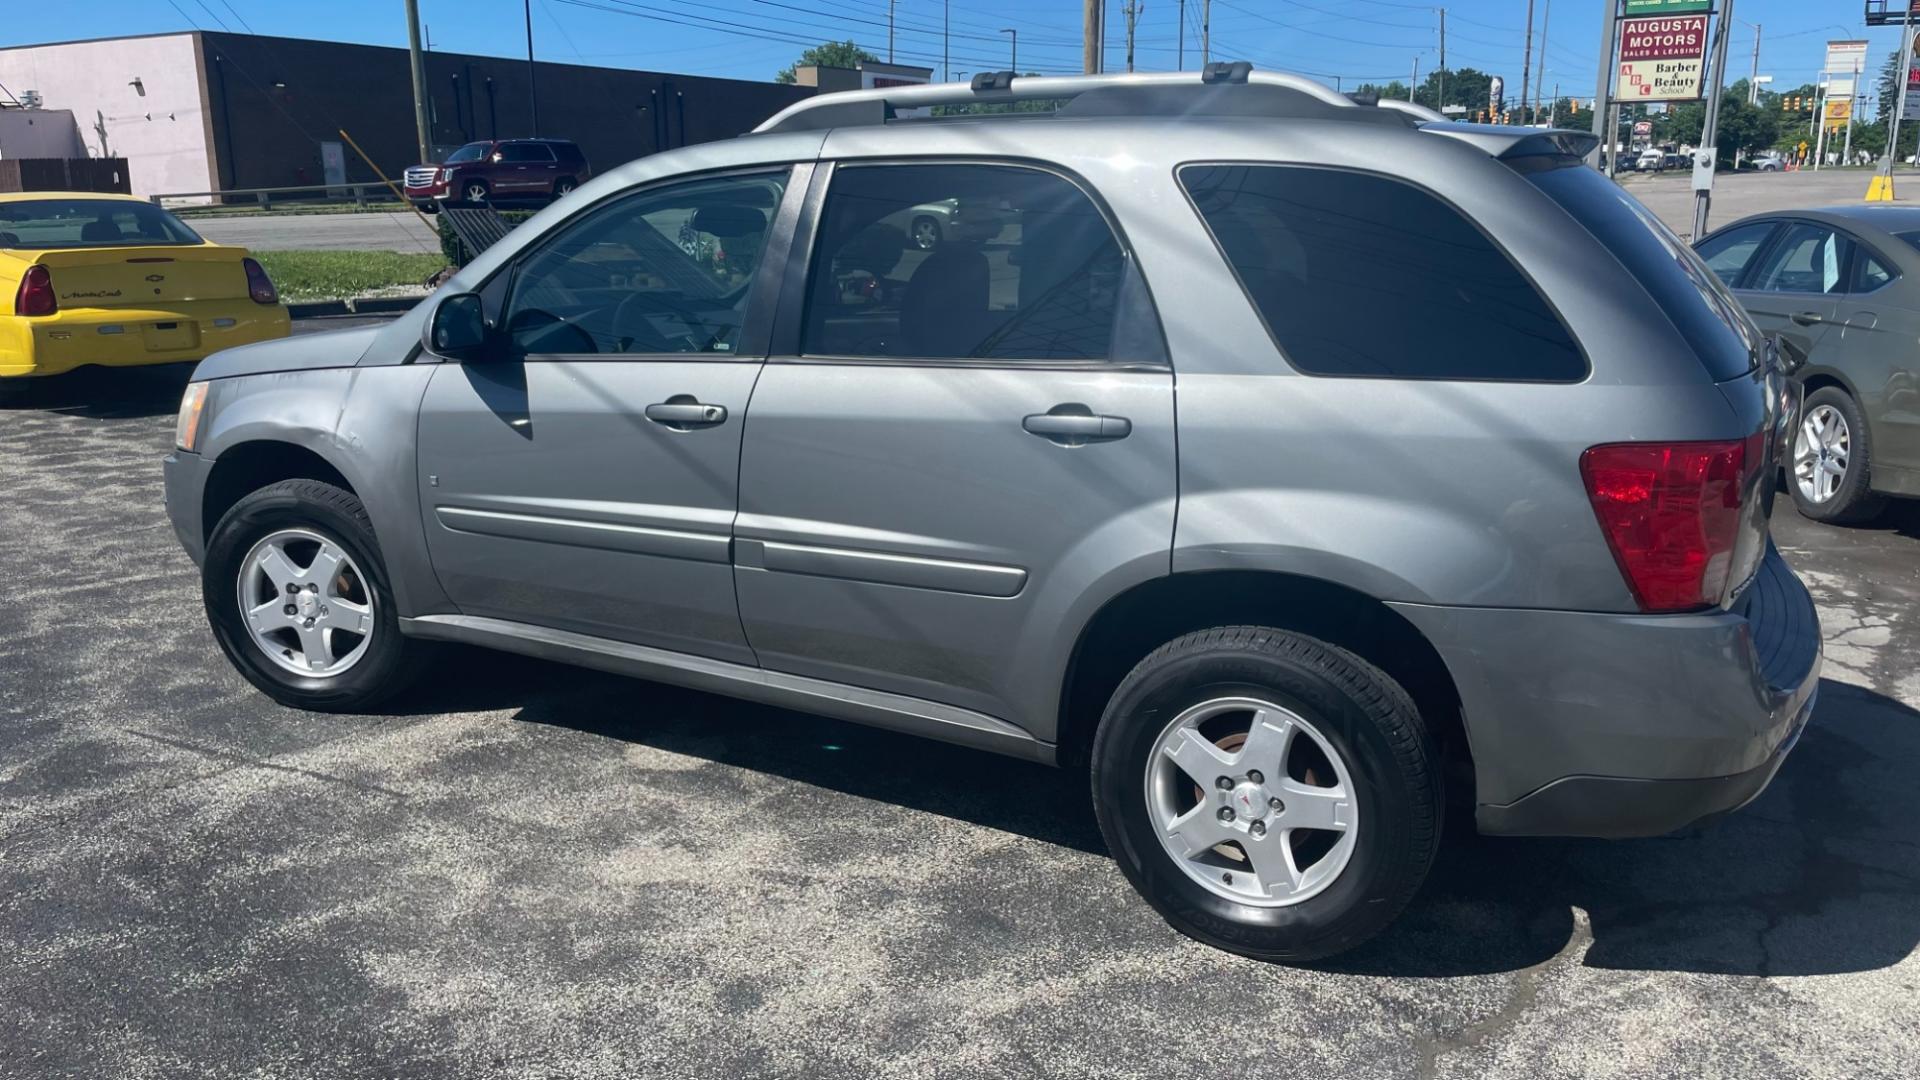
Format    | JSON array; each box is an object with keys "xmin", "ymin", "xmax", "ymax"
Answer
[
  {"xmin": 192, "ymin": 208, "xmax": 444, "ymax": 254},
  {"xmin": 1, "ymin": 347, "xmax": 1916, "ymax": 1078}
]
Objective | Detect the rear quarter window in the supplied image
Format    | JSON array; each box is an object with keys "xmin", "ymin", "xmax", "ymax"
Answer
[
  {"xmin": 1179, "ymin": 163, "xmax": 1586, "ymax": 381},
  {"xmin": 1520, "ymin": 158, "xmax": 1758, "ymax": 381}
]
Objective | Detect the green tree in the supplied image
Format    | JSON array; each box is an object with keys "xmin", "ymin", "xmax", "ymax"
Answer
[{"xmin": 775, "ymin": 40, "xmax": 880, "ymax": 84}]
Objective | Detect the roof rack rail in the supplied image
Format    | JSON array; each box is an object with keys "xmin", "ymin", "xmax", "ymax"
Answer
[
  {"xmin": 752, "ymin": 67, "xmax": 1389, "ymax": 135},
  {"xmin": 1376, "ymin": 98, "xmax": 1446, "ymax": 123}
]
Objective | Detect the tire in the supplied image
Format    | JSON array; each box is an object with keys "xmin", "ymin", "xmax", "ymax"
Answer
[
  {"xmin": 910, "ymin": 215, "xmax": 942, "ymax": 251},
  {"xmin": 202, "ymin": 479, "xmax": 423, "ymax": 711},
  {"xmin": 0, "ymin": 377, "xmax": 35, "ymax": 407},
  {"xmin": 1091, "ymin": 626, "xmax": 1441, "ymax": 963},
  {"xmin": 461, "ymin": 180, "xmax": 490, "ymax": 204},
  {"xmin": 1790, "ymin": 386, "xmax": 1887, "ymax": 525}
]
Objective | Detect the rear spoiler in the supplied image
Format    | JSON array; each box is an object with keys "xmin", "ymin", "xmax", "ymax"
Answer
[{"xmin": 1419, "ymin": 123, "xmax": 1601, "ymax": 161}]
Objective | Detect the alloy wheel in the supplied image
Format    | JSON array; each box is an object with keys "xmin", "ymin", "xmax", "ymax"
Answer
[
  {"xmin": 1145, "ymin": 697, "xmax": 1359, "ymax": 907},
  {"xmin": 236, "ymin": 528, "xmax": 376, "ymax": 677},
  {"xmin": 1794, "ymin": 403, "xmax": 1851, "ymax": 505}
]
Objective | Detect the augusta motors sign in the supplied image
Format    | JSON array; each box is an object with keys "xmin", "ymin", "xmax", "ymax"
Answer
[{"xmin": 1616, "ymin": 15, "xmax": 1709, "ymax": 101}]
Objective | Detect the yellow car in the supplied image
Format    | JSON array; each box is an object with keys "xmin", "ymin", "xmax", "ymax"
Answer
[{"xmin": 1, "ymin": 191, "xmax": 290, "ymax": 393}]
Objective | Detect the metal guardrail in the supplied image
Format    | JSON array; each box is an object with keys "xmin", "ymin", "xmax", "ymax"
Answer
[{"xmin": 148, "ymin": 182, "xmax": 397, "ymax": 209}]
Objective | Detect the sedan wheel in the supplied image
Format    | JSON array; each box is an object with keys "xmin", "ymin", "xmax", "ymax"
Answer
[{"xmin": 1794, "ymin": 403, "xmax": 1851, "ymax": 506}]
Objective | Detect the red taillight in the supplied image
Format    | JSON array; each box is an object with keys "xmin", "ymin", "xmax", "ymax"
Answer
[
  {"xmin": 1580, "ymin": 439, "xmax": 1752, "ymax": 613},
  {"xmin": 14, "ymin": 264, "xmax": 57, "ymax": 317},
  {"xmin": 242, "ymin": 257, "xmax": 278, "ymax": 304}
]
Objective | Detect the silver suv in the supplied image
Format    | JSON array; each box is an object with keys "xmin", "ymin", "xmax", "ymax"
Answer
[{"xmin": 163, "ymin": 69, "xmax": 1820, "ymax": 962}]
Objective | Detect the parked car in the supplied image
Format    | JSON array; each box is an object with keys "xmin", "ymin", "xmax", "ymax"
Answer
[
  {"xmin": 1697, "ymin": 206, "xmax": 1920, "ymax": 523},
  {"xmin": 0, "ymin": 192, "xmax": 288, "ymax": 398},
  {"xmin": 404, "ymin": 138, "xmax": 591, "ymax": 210},
  {"xmin": 1635, "ymin": 148, "xmax": 1665, "ymax": 171},
  {"xmin": 1753, "ymin": 151, "xmax": 1785, "ymax": 172},
  {"xmin": 164, "ymin": 70, "xmax": 1818, "ymax": 962}
]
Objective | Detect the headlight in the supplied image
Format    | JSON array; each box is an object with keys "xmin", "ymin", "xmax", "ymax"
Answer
[
  {"xmin": 175, "ymin": 381, "xmax": 209, "ymax": 452},
  {"xmin": 441, "ymin": 168, "xmax": 453, "ymax": 182}
]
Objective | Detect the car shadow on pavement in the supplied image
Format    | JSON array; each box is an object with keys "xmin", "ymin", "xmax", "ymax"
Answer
[
  {"xmin": 0, "ymin": 363, "xmax": 196, "ymax": 419},
  {"xmin": 407, "ymin": 652, "xmax": 1919, "ymax": 979}
]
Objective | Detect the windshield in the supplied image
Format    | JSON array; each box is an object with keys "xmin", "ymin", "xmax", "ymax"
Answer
[
  {"xmin": 1519, "ymin": 157, "xmax": 1759, "ymax": 381},
  {"xmin": 444, "ymin": 142, "xmax": 491, "ymax": 164},
  {"xmin": 0, "ymin": 199, "xmax": 203, "ymax": 250}
]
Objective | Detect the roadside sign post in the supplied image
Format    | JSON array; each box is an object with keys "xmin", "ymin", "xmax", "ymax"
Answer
[
  {"xmin": 1590, "ymin": 0, "xmax": 1621, "ymax": 169},
  {"xmin": 1872, "ymin": 10, "xmax": 1919, "ymax": 201}
]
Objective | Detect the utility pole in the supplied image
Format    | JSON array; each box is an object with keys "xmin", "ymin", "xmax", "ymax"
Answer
[
  {"xmin": 1202, "ymin": 0, "xmax": 1211, "ymax": 66},
  {"xmin": 1893, "ymin": 21, "xmax": 1918, "ymax": 171},
  {"xmin": 1002, "ymin": 28, "xmax": 1017, "ymax": 74},
  {"xmin": 1084, "ymin": 0, "xmax": 1103, "ymax": 74},
  {"xmin": 1691, "ymin": 0, "xmax": 1735, "ymax": 240},
  {"xmin": 888, "ymin": 0, "xmax": 896, "ymax": 64},
  {"xmin": 1437, "ymin": 9, "xmax": 1446, "ymax": 112},
  {"xmin": 1534, "ymin": 0, "xmax": 1551, "ymax": 123},
  {"xmin": 944, "ymin": 2, "xmax": 950, "ymax": 81},
  {"xmin": 1590, "ymin": 0, "xmax": 1619, "ymax": 170},
  {"xmin": 1549, "ymin": 81, "xmax": 1559, "ymax": 126},
  {"xmin": 1124, "ymin": 2, "xmax": 1143, "ymax": 73},
  {"xmin": 1845, "ymin": 57, "xmax": 1860, "ymax": 164},
  {"xmin": 1519, "ymin": 0, "xmax": 1535, "ymax": 127},
  {"xmin": 523, "ymin": 0, "xmax": 539, "ymax": 136},
  {"xmin": 1179, "ymin": 0, "xmax": 1186, "ymax": 70},
  {"xmin": 404, "ymin": 0, "xmax": 432, "ymax": 164},
  {"xmin": 1410, "ymin": 56, "xmax": 1419, "ymax": 102},
  {"xmin": 1748, "ymin": 23, "xmax": 1761, "ymax": 104}
]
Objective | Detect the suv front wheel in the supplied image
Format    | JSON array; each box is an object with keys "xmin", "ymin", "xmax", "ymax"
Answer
[
  {"xmin": 1091, "ymin": 626, "xmax": 1441, "ymax": 962},
  {"xmin": 203, "ymin": 479, "xmax": 423, "ymax": 711}
]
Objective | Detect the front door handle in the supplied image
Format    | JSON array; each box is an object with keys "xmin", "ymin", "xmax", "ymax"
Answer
[
  {"xmin": 1023, "ymin": 405, "xmax": 1131, "ymax": 446},
  {"xmin": 645, "ymin": 400, "xmax": 727, "ymax": 430},
  {"xmin": 1791, "ymin": 311, "xmax": 1824, "ymax": 326}
]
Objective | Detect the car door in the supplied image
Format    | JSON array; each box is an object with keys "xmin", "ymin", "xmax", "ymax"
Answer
[
  {"xmin": 1830, "ymin": 237, "xmax": 1920, "ymax": 480},
  {"xmin": 415, "ymin": 166, "xmax": 802, "ymax": 664},
  {"xmin": 496, "ymin": 143, "xmax": 550, "ymax": 194},
  {"xmin": 1738, "ymin": 220, "xmax": 1850, "ymax": 367},
  {"xmin": 732, "ymin": 160, "xmax": 1177, "ymax": 736}
]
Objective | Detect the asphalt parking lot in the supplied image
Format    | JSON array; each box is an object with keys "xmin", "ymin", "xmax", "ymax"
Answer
[{"xmin": 3, "ymin": 341, "xmax": 1918, "ymax": 1078}]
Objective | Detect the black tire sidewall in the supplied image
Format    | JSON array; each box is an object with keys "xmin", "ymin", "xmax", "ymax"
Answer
[
  {"xmin": 202, "ymin": 481, "xmax": 410, "ymax": 710},
  {"xmin": 1092, "ymin": 635, "xmax": 1432, "ymax": 961},
  {"xmin": 1791, "ymin": 387, "xmax": 1884, "ymax": 524}
]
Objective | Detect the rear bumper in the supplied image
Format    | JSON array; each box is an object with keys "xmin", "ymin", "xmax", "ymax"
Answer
[
  {"xmin": 1391, "ymin": 546, "xmax": 1821, "ymax": 838},
  {"xmin": 1, "ymin": 302, "xmax": 291, "ymax": 378}
]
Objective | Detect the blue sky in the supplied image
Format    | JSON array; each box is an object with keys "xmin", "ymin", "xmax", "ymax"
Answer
[{"xmin": 2, "ymin": 1, "xmax": 1891, "ymax": 99}]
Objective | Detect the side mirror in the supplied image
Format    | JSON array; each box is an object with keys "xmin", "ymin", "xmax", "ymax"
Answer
[{"xmin": 427, "ymin": 292, "xmax": 495, "ymax": 362}]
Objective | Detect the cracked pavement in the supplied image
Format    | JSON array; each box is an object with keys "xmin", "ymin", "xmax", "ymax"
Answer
[{"xmin": 2, "ymin": 354, "xmax": 1916, "ymax": 1079}]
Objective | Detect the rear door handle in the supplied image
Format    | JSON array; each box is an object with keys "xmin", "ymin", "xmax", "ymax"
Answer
[
  {"xmin": 1791, "ymin": 311, "xmax": 1824, "ymax": 326},
  {"xmin": 1023, "ymin": 407, "xmax": 1131, "ymax": 446},
  {"xmin": 644, "ymin": 400, "xmax": 727, "ymax": 429}
]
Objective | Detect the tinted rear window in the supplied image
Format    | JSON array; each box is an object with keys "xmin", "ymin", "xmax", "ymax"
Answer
[
  {"xmin": 1520, "ymin": 158, "xmax": 1758, "ymax": 381},
  {"xmin": 1179, "ymin": 164, "xmax": 1584, "ymax": 381},
  {"xmin": 0, "ymin": 199, "xmax": 202, "ymax": 249}
]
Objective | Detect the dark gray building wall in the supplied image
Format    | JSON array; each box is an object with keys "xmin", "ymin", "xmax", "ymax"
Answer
[{"xmin": 196, "ymin": 32, "xmax": 811, "ymax": 190}]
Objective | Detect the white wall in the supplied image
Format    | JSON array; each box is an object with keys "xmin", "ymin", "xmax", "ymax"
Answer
[
  {"xmin": 0, "ymin": 109, "xmax": 87, "ymax": 158},
  {"xmin": 0, "ymin": 35, "xmax": 215, "ymax": 198}
]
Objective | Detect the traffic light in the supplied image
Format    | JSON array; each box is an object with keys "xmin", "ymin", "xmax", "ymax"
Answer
[{"xmin": 1569, "ymin": 99, "xmax": 1580, "ymax": 115}]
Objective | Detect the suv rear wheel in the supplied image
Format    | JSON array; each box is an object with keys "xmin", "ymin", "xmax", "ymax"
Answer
[
  {"xmin": 1790, "ymin": 387, "xmax": 1886, "ymax": 524},
  {"xmin": 1091, "ymin": 626, "xmax": 1441, "ymax": 962},
  {"xmin": 203, "ymin": 479, "xmax": 423, "ymax": 711}
]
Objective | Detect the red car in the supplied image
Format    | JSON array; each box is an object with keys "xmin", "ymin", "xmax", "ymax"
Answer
[{"xmin": 403, "ymin": 138, "xmax": 590, "ymax": 210}]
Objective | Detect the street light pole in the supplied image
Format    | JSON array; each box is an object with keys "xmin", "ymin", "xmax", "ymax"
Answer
[
  {"xmin": 1690, "ymin": 0, "xmax": 1735, "ymax": 240},
  {"xmin": 1002, "ymin": 28, "xmax": 1017, "ymax": 74},
  {"xmin": 524, "ymin": 0, "xmax": 539, "ymax": 136}
]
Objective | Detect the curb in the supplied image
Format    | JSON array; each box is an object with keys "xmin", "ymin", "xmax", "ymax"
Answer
[{"xmin": 288, "ymin": 296, "xmax": 423, "ymax": 319}]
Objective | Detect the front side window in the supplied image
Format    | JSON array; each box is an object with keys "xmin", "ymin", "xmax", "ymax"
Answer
[
  {"xmin": 445, "ymin": 142, "xmax": 491, "ymax": 164},
  {"xmin": 1695, "ymin": 222, "xmax": 1778, "ymax": 287},
  {"xmin": 1180, "ymin": 164, "xmax": 1584, "ymax": 380},
  {"xmin": 802, "ymin": 163, "xmax": 1124, "ymax": 361},
  {"xmin": 504, "ymin": 170, "xmax": 788, "ymax": 356},
  {"xmin": 1751, "ymin": 223, "xmax": 1852, "ymax": 295},
  {"xmin": 0, "ymin": 199, "xmax": 203, "ymax": 249}
]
